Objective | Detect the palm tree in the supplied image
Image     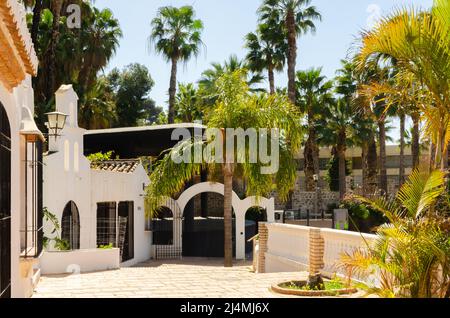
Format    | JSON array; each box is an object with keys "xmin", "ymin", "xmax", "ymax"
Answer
[
  {"xmin": 175, "ymin": 83, "xmax": 202, "ymax": 122},
  {"xmin": 78, "ymin": 7, "xmax": 122, "ymax": 96},
  {"xmin": 356, "ymin": 60, "xmax": 393, "ymax": 196},
  {"xmin": 335, "ymin": 59, "xmax": 378, "ymax": 196},
  {"xmin": 339, "ymin": 168, "xmax": 450, "ymax": 298},
  {"xmin": 244, "ymin": 19, "xmax": 287, "ymax": 94},
  {"xmin": 357, "ymin": 0, "xmax": 450, "ymax": 170},
  {"xmin": 31, "ymin": 2, "xmax": 122, "ymax": 130},
  {"xmin": 79, "ymin": 77, "xmax": 117, "ymax": 129},
  {"xmin": 150, "ymin": 6, "xmax": 204, "ymax": 124},
  {"xmin": 47, "ymin": 0, "xmax": 63, "ymax": 99},
  {"xmin": 145, "ymin": 70, "xmax": 303, "ymax": 267},
  {"xmin": 199, "ymin": 55, "xmax": 264, "ymax": 94},
  {"xmin": 319, "ymin": 99, "xmax": 356, "ymax": 199},
  {"xmin": 296, "ymin": 68, "xmax": 333, "ymax": 191},
  {"xmin": 258, "ymin": 0, "xmax": 321, "ymax": 105}
]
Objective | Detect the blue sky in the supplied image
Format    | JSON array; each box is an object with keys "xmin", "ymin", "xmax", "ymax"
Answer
[{"xmin": 95, "ymin": 0, "xmax": 433, "ymax": 140}]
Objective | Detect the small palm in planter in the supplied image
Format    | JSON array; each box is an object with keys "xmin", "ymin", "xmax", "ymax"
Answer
[{"xmin": 339, "ymin": 169, "xmax": 450, "ymax": 298}]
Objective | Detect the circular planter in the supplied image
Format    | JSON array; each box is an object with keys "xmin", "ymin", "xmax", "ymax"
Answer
[{"xmin": 271, "ymin": 280, "xmax": 358, "ymax": 297}]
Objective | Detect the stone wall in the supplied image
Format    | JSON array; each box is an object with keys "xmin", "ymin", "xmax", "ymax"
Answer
[{"xmin": 273, "ymin": 189, "xmax": 340, "ymax": 212}]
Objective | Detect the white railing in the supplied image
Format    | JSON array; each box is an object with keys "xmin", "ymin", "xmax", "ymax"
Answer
[
  {"xmin": 320, "ymin": 228, "xmax": 376, "ymax": 278},
  {"xmin": 265, "ymin": 223, "xmax": 310, "ymax": 273},
  {"xmin": 262, "ymin": 223, "xmax": 378, "ymax": 283}
]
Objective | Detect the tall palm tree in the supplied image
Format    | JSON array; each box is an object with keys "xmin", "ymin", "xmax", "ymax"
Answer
[
  {"xmin": 296, "ymin": 68, "xmax": 333, "ymax": 191},
  {"xmin": 199, "ymin": 55, "xmax": 264, "ymax": 93},
  {"xmin": 79, "ymin": 77, "xmax": 117, "ymax": 129},
  {"xmin": 150, "ymin": 6, "xmax": 204, "ymax": 124},
  {"xmin": 198, "ymin": 55, "xmax": 265, "ymax": 107},
  {"xmin": 244, "ymin": 19, "xmax": 287, "ymax": 94},
  {"xmin": 47, "ymin": 0, "xmax": 63, "ymax": 98},
  {"xmin": 145, "ymin": 70, "xmax": 303, "ymax": 267},
  {"xmin": 31, "ymin": 2, "xmax": 122, "ymax": 130},
  {"xmin": 335, "ymin": 59, "xmax": 378, "ymax": 196},
  {"xmin": 357, "ymin": 0, "xmax": 450, "ymax": 170},
  {"xmin": 258, "ymin": 0, "xmax": 321, "ymax": 105},
  {"xmin": 319, "ymin": 99, "xmax": 356, "ymax": 199},
  {"xmin": 78, "ymin": 7, "xmax": 122, "ymax": 96}
]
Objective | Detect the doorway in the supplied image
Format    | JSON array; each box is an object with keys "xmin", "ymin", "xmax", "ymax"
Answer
[
  {"xmin": 118, "ymin": 201, "xmax": 134, "ymax": 262},
  {"xmin": 0, "ymin": 103, "xmax": 11, "ymax": 298},
  {"xmin": 61, "ymin": 201, "xmax": 80, "ymax": 250}
]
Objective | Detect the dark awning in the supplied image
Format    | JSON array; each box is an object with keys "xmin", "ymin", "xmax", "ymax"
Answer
[{"xmin": 83, "ymin": 123, "xmax": 205, "ymax": 158}]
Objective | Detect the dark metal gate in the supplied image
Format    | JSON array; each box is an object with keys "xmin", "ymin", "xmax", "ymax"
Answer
[
  {"xmin": 61, "ymin": 201, "xmax": 80, "ymax": 250},
  {"xmin": 150, "ymin": 206, "xmax": 182, "ymax": 260},
  {"xmin": 0, "ymin": 103, "xmax": 11, "ymax": 298}
]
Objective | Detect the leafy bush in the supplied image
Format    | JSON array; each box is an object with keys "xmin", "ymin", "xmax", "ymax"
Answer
[
  {"xmin": 86, "ymin": 151, "xmax": 114, "ymax": 162},
  {"xmin": 43, "ymin": 207, "xmax": 71, "ymax": 251},
  {"xmin": 339, "ymin": 169, "xmax": 450, "ymax": 298},
  {"xmin": 98, "ymin": 243, "xmax": 114, "ymax": 249}
]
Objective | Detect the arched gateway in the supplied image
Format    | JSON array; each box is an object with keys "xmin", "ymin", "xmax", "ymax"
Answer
[{"xmin": 155, "ymin": 182, "xmax": 275, "ymax": 260}]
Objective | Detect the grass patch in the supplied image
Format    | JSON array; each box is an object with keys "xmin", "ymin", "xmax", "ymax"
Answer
[{"xmin": 280, "ymin": 278, "xmax": 348, "ymax": 291}]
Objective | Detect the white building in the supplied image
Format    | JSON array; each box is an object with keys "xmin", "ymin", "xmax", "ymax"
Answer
[
  {"xmin": 0, "ymin": 0, "xmax": 42, "ymax": 298},
  {"xmin": 42, "ymin": 85, "xmax": 152, "ymax": 273}
]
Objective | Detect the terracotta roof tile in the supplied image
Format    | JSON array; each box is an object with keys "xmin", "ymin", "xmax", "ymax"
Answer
[{"xmin": 91, "ymin": 159, "xmax": 140, "ymax": 174}]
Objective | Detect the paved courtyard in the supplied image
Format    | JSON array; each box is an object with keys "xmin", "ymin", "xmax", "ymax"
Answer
[{"xmin": 33, "ymin": 258, "xmax": 308, "ymax": 298}]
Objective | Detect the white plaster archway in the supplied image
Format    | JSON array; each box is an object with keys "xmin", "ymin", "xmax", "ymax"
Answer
[
  {"xmin": 154, "ymin": 182, "xmax": 275, "ymax": 260},
  {"xmin": 177, "ymin": 182, "xmax": 241, "ymax": 214},
  {"xmin": 158, "ymin": 197, "xmax": 183, "ymax": 250}
]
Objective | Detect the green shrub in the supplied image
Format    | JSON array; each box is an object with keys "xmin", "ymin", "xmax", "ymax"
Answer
[{"xmin": 87, "ymin": 151, "xmax": 114, "ymax": 162}]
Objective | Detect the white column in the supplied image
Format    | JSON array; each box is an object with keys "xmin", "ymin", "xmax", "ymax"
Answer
[
  {"xmin": 235, "ymin": 210, "xmax": 246, "ymax": 260},
  {"xmin": 266, "ymin": 198, "xmax": 275, "ymax": 223}
]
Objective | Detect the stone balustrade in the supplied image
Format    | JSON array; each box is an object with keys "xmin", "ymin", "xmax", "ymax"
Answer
[{"xmin": 256, "ymin": 222, "xmax": 377, "ymax": 283}]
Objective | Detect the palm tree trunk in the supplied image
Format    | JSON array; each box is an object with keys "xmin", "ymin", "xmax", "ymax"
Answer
[
  {"xmin": 304, "ymin": 126, "xmax": 319, "ymax": 192},
  {"xmin": 411, "ymin": 113, "xmax": 420, "ymax": 168},
  {"xmin": 48, "ymin": 0, "xmax": 63, "ymax": 99},
  {"xmin": 223, "ymin": 163, "xmax": 234, "ymax": 268},
  {"xmin": 436, "ymin": 127, "xmax": 447, "ymax": 171},
  {"xmin": 362, "ymin": 141, "xmax": 368, "ymax": 196},
  {"xmin": 31, "ymin": 0, "xmax": 43, "ymax": 45},
  {"xmin": 337, "ymin": 131, "xmax": 347, "ymax": 200},
  {"xmin": 399, "ymin": 112, "xmax": 406, "ymax": 187},
  {"xmin": 378, "ymin": 120, "xmax": 388, "ymax": 195},
  {"xmin": 168, "ymin": 56, "xmax": 178, "ymax": 124},
  {"xmin": 366, "ymin": 133, "xmax": 378, "ymax": 196},
  {"xmin": 429, "ymin": 142, "xmax": 436, "ymax": 171},
  {"xmin": 286, "ymin": 9, "xmax": 297, "ymax": 105},
  {"xmin": 268, "ymin": 63, "xmax": 275, "ymax": 95}
]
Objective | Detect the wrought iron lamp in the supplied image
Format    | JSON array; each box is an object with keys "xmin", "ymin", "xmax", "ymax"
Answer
[{"xmin": 45, "ymin": 111, "xmax": 68, "ymax": 140}]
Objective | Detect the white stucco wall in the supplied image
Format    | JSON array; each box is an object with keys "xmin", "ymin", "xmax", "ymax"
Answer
[
  {"xmin": 91, "ymin": 164, "xmax": 151, "ymax": 266},
  {"xmin": 43, "ymin": 87, "xmax": 92, "ymax": 250},
  {"xmin": 43, "ymin": 85, "xmax": 151, "ymax": 270},
  {"xmin": 40, "ymin": 248, "xmax": 120, "ymax": 275},
  {"xmin": 1, "ymin": 75, "xmax": 39, "ymax": 298}
]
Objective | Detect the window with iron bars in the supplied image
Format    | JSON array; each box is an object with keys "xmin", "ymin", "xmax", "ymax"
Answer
[{"xmin": 20, "ymin": 140, "xmax": 44, "ymax": 258}]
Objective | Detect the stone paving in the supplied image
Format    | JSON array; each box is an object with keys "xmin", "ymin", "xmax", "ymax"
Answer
[{"xmin": 33, "ymin": 258, "xmax": 309, "ymax": 298}]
